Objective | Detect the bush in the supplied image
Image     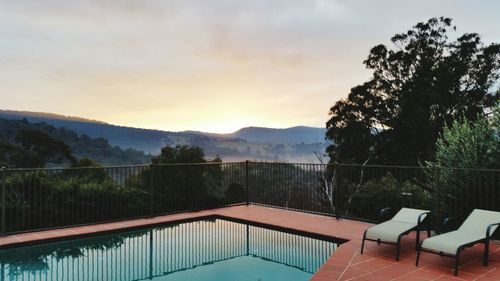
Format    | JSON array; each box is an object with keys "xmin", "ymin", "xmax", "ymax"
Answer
[
  {"xmin": 348, "ymin": 173, "xmax": 430, "ymax": 221},
  {"xmin": 225, "ymin": 183, "xmax": 246, "ymax": 204},
  {"xmin": 426, "ymin": 108, "xmax": 500, "ymax": 223}
]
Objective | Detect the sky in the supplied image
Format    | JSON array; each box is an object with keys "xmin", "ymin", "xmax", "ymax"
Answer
[{"xmin": 1, "ymin": 0, "xmax": 499, "ymax": 133}]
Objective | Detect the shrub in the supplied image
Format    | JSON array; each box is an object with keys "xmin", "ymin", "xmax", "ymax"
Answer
[
  {"xmin": 348, "ymin": 173, "xmax": 430, "ymax": 221},
  {"xmin": 425, "ymin": 108, "xmax": 500, "ymax": 223}
]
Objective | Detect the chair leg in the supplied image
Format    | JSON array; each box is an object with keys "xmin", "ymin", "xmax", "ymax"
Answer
[
  {"xmin": 415, "ymin": 229, "xmax": 420, "ymax": 251},
  {"xmin": 361, "ymin": 231, "xmax": 367, "ymax": 254},
  {"xmin": 454, "ymin": 248, "xmax": 461, "ymax": 276},
  {"xmin": 396, "ymin": 237, "xmax": 401, "ymax": 261},
  {"xmin": 484, "ymin": 239, "xmax": 489, "ymax": 266},
  {"xmin": 396, "ymin": 243, "xmax": 401, "ymax": 261},
  {"xmin": 416, "ymin": 243, "xmax": 422, "ymax": 266}
]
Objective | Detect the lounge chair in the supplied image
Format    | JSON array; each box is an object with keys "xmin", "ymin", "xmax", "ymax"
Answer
[
  {"xmin": 416, "ymin": 209, "xmax": 500, "ymax": 276},
  {"xmin": 361, "ymin": 208, "xmax": 430, "ymax": 260}
]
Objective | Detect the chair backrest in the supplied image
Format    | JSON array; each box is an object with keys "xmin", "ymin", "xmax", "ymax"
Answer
[
  {"xmin": 392, "ymin": 208, "xmax": 429, "ymax": 224},
  {"xmin": 459, "ymin": 209, "xmax": 500, "ymax": 237}
]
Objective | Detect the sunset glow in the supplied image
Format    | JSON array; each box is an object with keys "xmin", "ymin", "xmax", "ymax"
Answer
[{"xmin": 1, "ymin": 0, "xmax": 499, "ymax": 132}]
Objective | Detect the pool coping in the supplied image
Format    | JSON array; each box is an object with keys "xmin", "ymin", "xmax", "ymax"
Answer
[
  {"xmin": 0, "ymin": 214, "xmax": 215, "ymax": 249},
  {"xmin": 0, "ymin": 214, "xmax": 347, "ymax": 250},
  {"xmin": 0, "ymin": 206, "xmax": 360, "ymax": 250}
]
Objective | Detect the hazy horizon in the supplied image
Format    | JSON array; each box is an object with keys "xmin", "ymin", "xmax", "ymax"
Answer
[
  {"xmin": 1, "ymin": 0, "xmax": 499, "ymax": 133},
  {"xmin": 0, "ymin": 108, "xmax": 327, "ymax": 134}
]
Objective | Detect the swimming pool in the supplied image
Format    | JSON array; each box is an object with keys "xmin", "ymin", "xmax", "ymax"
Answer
[{"xmin": 0, "ymin": 217, "xmax": 341, "ymax": 281}]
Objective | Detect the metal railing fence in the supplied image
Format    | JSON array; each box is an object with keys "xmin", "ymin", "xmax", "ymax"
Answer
[
  {"xmin": 333, "ymin": 164, "xmax": 500, "ymax": 228},
  {"xmin": 0, "ymin": 163, "xmax": 246, "ymax": 234},
  {"xmin": 1, "ymin": 162, "xmax": 499, "ymax": 235}
]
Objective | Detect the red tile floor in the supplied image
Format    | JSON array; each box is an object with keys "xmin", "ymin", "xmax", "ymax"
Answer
[{"xmin": 1, "ymin": 205, "xmax": 499, "ymax": 280}]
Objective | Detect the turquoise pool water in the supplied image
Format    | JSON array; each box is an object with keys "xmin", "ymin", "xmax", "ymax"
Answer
[{"xmin": 0, "ymin": 218, "xmax": 340, "ymax": 281}]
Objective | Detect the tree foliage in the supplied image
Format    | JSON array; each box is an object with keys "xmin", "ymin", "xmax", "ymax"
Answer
[
  {"xmin": 0, "ymin": 118, "xmax": 150, "ymax": 167},
  {"xmin": 425, "ymin": 105, "xmax": 500, "ymax": 222},
  {"xmin": 16, "ymin": 129, "xmax": 75, "ymax": 166},
  {"xmin": 151, "ymin": 145, "xmax": 211, "ymax": 164},
  {"xmin": 347, "ymin": 173, "xmax": 429, "ymax": 221},
  {"xmin": 432, "ymin": 113, "xmax": 499, "ymax": 170},
  {"xmin": 0, "ymin": 129, "xmax": 75, "ymax": 168},
  {"xmin": 128, "ymin": 145, "xmax": 225, "ymax": 213},
  {"xmin": 326, "ymin": 17, "xmax": 500, "ymax": 165}
]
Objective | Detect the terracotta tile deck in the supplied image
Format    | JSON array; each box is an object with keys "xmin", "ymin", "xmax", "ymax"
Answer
[{"xmin": 1, "ymin": 205, "xmax": 499, "ymax": 281}]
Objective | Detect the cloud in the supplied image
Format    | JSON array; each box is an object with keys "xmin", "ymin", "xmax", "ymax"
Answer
[{"xmin": 0, "ymin": 0, "xmax": 499, "ymax": 132}]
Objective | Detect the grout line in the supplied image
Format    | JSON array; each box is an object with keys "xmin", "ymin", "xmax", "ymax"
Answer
[
  {"xmin": 350, "ymin": 256, "xmax": 376, "ymax": 266},
  {"xmin": 418, "ymin": 265, "xmax": 447, "ymax": 281},
  {"xmin": 338, "ymin": 251, "xmax": 359, "ymax": 281},
  {"xmin": 475, "ymin": 267, "xmax": 497, "ymax": 280},
  {"xmin": 348, "ymin": 256, "xmax": 436, "ymax": 281},
  {"xmin": 388, "ymin": 265, "xmax": 437, "ymax": 281}
]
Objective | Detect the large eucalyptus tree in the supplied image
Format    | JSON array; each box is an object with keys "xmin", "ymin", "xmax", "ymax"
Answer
[{"xmin": 326, "ymin": 17, "xmax": 500, "ymax": 165}]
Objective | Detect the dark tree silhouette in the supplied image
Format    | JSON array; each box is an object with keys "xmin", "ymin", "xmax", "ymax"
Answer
[
  {"xmin": 15, "ymin": 129, "xmax": 75, "ymax": 167},
  {"xmin": 0, "ymin": 129, "xmax": 75, "ymax": 167},
  {"xmin": 129, "ymin": 145, "xmax": 223, "ymax": 213},
  {"xmin": 151, "ymin": 145, "xmax": 207, "ymax": 164},
  {"xmin": 326, "ymin": 17, "xmax": 500, "ymax": 165}
]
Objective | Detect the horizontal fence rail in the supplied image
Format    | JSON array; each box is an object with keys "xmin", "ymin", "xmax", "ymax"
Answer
[{"xmin": 0, "ymin": 162, "xmax": 499, "ymax": 235}]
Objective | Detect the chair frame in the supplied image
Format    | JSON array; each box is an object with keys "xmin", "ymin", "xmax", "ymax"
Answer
[
  {"xmin": 361, "ymin": 211, "xmax": 431, "ymax": 261},
  {"xmin": 416, "ymin": 222, "xmax": 500, "ymax": 276}
]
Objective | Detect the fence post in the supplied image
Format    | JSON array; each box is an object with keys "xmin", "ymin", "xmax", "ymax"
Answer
[
  {"xmin": 149, "ymin": 164, "xmax": 154, "ymax": 216},
  {"xmin": 334, "ymin": 164, "xmax": 341, "ymax": 220},
  {"xmin": 245, "ymin": 161, "xmax": 250, "ymax": 206},
  {"xmin": 1, "ymin": 167, "xmax": 6, "ymax": 236}
]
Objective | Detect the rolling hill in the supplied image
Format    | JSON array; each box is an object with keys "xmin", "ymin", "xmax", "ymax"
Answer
[
  {"xmin": 0, "ymin": 109, "xmax": 329, "ymax": 163},
  {"xmin": 0, "ymin": 118, "xmax": 151, "ymax": 165}
]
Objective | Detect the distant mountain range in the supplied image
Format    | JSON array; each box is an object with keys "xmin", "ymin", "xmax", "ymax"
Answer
[
  {"xmin": 189, "ymin": 126, "xmax": 326, "ymax": 144},
  {"xmin": 0, "ymin": 109, "xmax": 328, "ymax": 163}
]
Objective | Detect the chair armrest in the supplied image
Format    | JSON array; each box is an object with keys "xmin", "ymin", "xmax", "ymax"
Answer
[
  {"xmin": 442, "ymin": 217, "xmax": 458, "ymax": 233},
  {"xmin": 417, "ymin": 211, "xmax": 430, "ymax": 226},
  {"xmin": 378, "ymin": 207, "xmax": 392, "ymax": 221},
  {"xmin": 486, "ymin": 222, "xmax": 500, "ymax": 239}
]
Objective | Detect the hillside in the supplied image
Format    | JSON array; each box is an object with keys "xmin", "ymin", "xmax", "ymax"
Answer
[
  {"xmin": 0, "ymin": 110, "xmax": 174, "ymax": 154},
  {"xmin": 0, "ymin": 118, "xmax": 151, "ymax": 165},
  {"xmin": 228, "ymin": 126, "xmax": 325, "ymax": 144},
  {"xmin": 0, "ymin": 110, "xmax": 329, "ymax": 163}
]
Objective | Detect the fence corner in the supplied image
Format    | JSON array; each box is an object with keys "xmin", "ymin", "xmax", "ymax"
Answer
[
  {"xmin": 1, "ymin": 166, "xmax": 6, "ymax": 236},
  {"xmin": 245, "ymin": 161, "xmax": 250, "ymax": 206}
]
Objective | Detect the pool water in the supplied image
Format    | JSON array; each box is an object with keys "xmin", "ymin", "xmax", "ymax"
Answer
[{"xmin": 0, "ymin": 218, "xmax": 340, "ymax": 281}]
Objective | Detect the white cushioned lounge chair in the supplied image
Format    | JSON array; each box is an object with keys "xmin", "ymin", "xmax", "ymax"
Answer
[
  {"xmin": 416, "ymin": 209, "xmax": 500, "ymax": 276},
  {"xmin": 361, "ymin": 208, "xmax": 430, "ymax": 260}
]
